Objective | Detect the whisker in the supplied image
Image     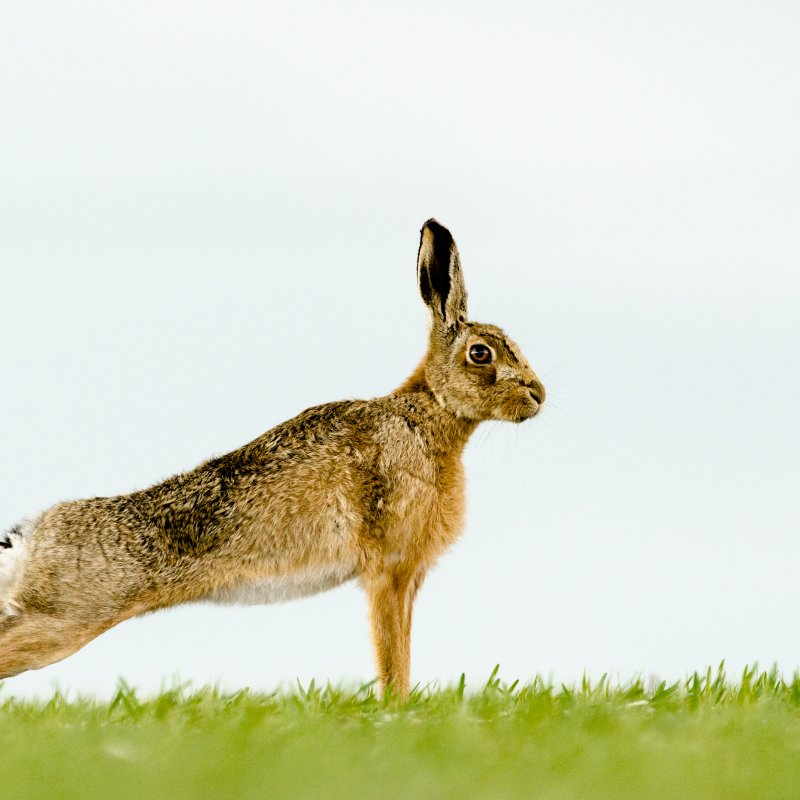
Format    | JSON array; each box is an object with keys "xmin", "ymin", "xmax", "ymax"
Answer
[
  {"xmin": 542, "ymin": 402, "xmax": 575, "ymax": 421},
  {"xmin": 538, "ymin": 362, "xmax": 571, "ymax": 380}
]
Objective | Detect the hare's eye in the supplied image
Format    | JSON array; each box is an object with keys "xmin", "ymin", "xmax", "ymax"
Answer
[{"xmin": 467, "ymin": 344, "xmax": 493, "ymax": 365}]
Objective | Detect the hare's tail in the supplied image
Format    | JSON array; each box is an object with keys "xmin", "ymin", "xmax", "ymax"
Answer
[{"xmin": 0, "ymin": 517, "xmax": 35, "ymax": 617}]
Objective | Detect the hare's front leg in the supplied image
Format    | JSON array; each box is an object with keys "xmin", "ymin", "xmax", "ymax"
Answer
[{"xmin": 364, "ymin": 567, "xmax": 425, "ymax": 700}]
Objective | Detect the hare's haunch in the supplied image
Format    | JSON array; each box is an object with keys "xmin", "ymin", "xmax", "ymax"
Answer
[{"xmin": 0, "ymin": 220, "xmax": 545, "ymax": 697}]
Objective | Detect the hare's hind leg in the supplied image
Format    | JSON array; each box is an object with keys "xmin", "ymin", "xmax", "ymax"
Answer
[
  {"xmin": 0, "ymin": 613, "xmax": 103, "ymax": 679},
  {"xmin": 0, "ymin": 515, "xmax": 112, "ymax": 678}
]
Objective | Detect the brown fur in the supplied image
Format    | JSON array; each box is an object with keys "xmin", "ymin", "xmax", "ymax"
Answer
[{"xmin": 0, "ymin": 219, "xmax": 544, "ymax": 698}]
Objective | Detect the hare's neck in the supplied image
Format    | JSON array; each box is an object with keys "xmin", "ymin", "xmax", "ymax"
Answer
[
  {"xmin": 434, "ymin": 409, "xmax": 478, "ymax": 454},
  {"xmin": 393, "ymin": 369, "xmax": 478, "ymax": 453},
  {"xmin": 395, "ymin": 357, "xmax": 428, "ymax": 394}
]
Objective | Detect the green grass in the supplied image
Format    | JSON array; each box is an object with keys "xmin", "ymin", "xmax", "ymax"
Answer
[{"xmin": 3, "ymin": 665, "xmax": 800, "ymax": 799}]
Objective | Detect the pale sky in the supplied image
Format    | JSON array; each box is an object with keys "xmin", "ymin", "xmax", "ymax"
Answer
[{"xmin": 1, "ymin": 0, "xmax": 799, "ymax": 697}]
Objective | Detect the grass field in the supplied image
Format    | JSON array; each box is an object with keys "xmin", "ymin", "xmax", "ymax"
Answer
[{"xmin": 2, "ymin": 665, "xmax": 800, "ymax": 799}]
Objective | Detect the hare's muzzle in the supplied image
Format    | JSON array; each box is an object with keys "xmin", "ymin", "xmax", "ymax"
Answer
[{"xmin": 516, "ymin": 378, "xmax": 545, "ymax": 421}]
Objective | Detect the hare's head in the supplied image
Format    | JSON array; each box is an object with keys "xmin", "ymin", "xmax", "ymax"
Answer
[{"xmin": 415, "ymin": 219, "xmax": 545, "ymax": 423}]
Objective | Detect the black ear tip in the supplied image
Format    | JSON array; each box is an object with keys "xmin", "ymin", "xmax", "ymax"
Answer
[{"xmin": 420, "ymin": 218, "xmax": 453, "ymax": 244}]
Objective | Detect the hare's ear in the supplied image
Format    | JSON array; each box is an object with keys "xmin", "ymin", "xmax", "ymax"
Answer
[{"xmin": 417, "ymin": 219, "xmax": 468, "ymax": 329}]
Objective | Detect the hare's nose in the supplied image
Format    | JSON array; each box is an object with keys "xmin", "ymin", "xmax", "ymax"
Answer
[{"xmin": 526, "ymin": 379, "xmax": 545, "ymax": 405}]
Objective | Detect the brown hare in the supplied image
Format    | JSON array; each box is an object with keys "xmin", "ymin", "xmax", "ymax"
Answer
[{"xmin": 0, "ymin": 219, "xmax": 545, "ymax": 698}]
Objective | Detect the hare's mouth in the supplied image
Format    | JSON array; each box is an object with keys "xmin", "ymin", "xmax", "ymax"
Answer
[
  {"xmin": 515, "ymin": 402, "xmax": 539, "ymax": 423},
  {"xmin": 498, "ymin": 395, "xmax": 540, "ymax": 423},
  {"xmin": 516, "ymin": 388, "xmax": 544, "ymax": 422}
]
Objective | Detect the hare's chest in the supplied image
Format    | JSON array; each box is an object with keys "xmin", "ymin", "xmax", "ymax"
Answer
[
  {"xmin": 381, "ymin": 456, "xmax": 467, "ymax": 556},
  {"xmin": 206, "ymin": 559, "xmax": 358, "ymax": 606}
]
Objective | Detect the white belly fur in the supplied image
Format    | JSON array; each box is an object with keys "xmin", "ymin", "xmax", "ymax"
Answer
[{"xmin": 205, "ymin": 560, "xmax": 359, "ymax": 606}]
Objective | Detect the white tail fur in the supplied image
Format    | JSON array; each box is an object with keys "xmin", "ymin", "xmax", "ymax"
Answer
[{"xmin": 0, "ymin": 517, "xmax": 37, "ymax": 616}]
